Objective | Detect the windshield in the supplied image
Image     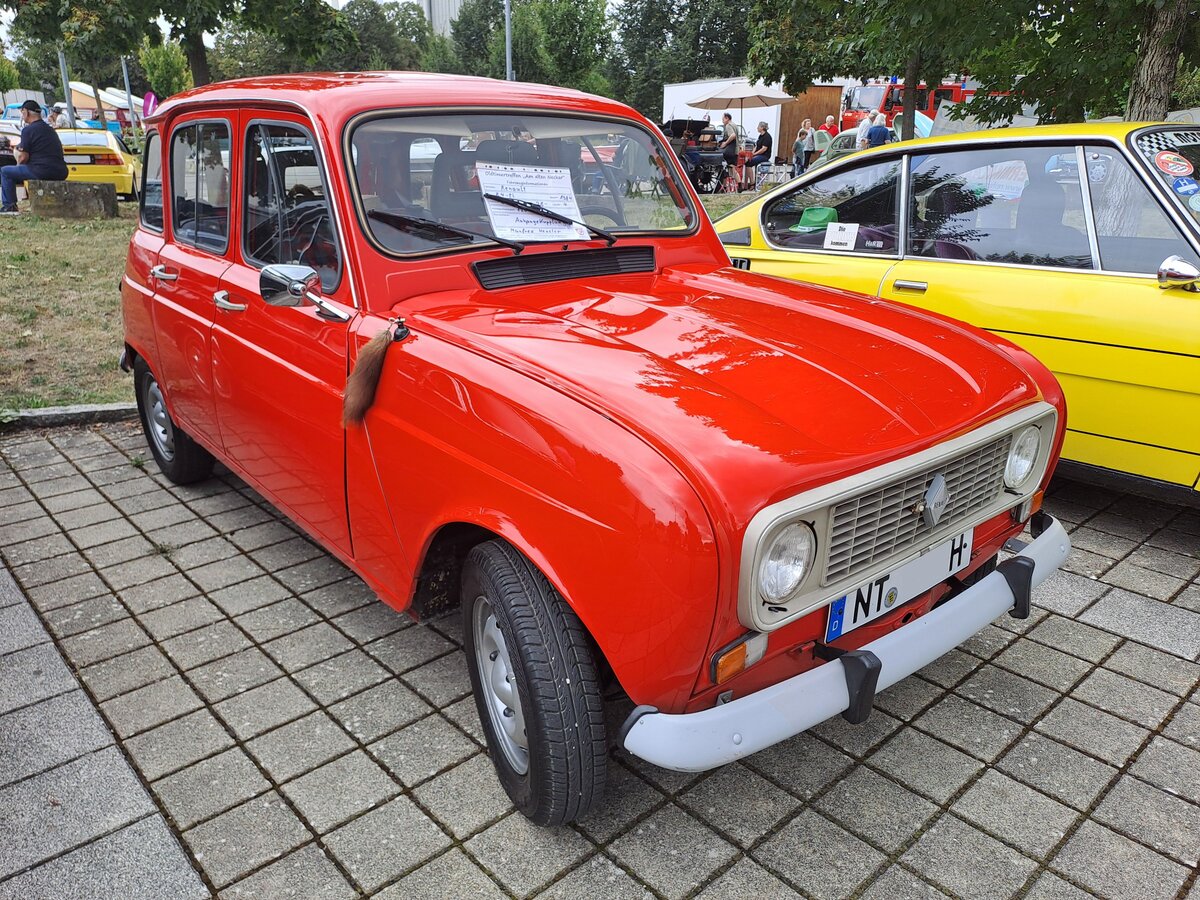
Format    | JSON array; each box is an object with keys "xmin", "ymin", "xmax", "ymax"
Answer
[
  {"xmin": 850, "ymin": 86, "xmax": 886, "ymax": 111},
  {"xmin": 348, "ymin": 112, "xmax": 696, "ymax": 255},
  {"xmin": 1134, "ymin": 128, "xmax": 1200, "ymax": 230}
]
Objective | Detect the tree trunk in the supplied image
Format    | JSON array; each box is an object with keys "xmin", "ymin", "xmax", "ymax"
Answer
[
  {"xmin": 1126, "ymin": 0, "xmax": 1188, "ymax": 120},
  {"xmin": 901, "ymin": 52, "xmax": 919, "ymax": 141},
  {"xmin": 182, "ymin": 24, "xmax": 211, "ymax": 87},
  {"xmin": 90, "ymin": 81, "xmax": 108, "ymax": 130}
]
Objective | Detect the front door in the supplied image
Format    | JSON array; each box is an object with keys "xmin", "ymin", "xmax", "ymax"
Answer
[
  {"xmin": 880, "ymin": 142, "xmax": 1200, "ymax": 488},
  {"xmin": 209, "ymin": 114, "xmax": 355, "ymax": 553},
  {"xmin": 151, "ymin": 116, "xmax": 233, "ymax": 443}
]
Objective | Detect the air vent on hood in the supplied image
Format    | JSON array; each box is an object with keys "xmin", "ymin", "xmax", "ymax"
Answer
[{"xmin": 473, "ymin": 246, "xmax": 656, "ymax": 290}]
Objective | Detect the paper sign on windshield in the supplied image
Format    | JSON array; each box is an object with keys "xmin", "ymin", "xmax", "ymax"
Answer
[{"xmin": 476, "ymin": 161, "xmax": 589, "ymax": 242}]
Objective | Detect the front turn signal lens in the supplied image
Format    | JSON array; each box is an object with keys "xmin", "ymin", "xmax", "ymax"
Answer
[{"xmin": 711, "ymin": 632, "xmax": 768, "ymax": 684}]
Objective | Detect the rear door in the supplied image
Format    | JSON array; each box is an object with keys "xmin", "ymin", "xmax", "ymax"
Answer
[
  {"xmin": 151, "ymin": 116, "xmax": 234, "ymax": 443},
  {"xmin": 209, "ymin": 112, "xmax": 355, "ymax": 553},
  {"xmin": 730, "ymin": 155, "xmax": 905, "ymax": 295}
]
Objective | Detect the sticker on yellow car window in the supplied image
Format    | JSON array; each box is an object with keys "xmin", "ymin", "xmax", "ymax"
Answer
[
  {"xmin": 1155, "ymin": 151, "xmax": 1193, "ymax": 177},
  {"xmin": 1172, "ymin": 176, "xmax": 1198, "ymax": 196}
]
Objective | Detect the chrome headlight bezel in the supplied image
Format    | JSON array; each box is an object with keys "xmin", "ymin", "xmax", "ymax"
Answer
[
  {"xmin": 756, "ymin": 521, "xmax": 817, "ymax": 605},
  {"xmin": 1004, "ymin": 424, "xmax": 1042, "ymax": 490}
]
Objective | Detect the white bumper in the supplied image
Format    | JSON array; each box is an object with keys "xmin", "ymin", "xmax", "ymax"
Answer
[{"xmin": 622, "ymin": 516, "xmax": 1070, "ymax": 772}]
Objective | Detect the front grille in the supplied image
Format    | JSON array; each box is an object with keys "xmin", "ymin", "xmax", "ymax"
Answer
[
  {"xmin": 473, "ymin": 246, "xmax": 655, "ymax": 290},
  {"xmin": 824, "ymin": 433, "xmax": 1013, "ymax": 583}
]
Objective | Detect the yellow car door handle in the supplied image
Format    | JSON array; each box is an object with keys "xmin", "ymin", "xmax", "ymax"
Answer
[{"xmin": 894, "ymin": 280, "xmax": 928, "ymax": 293}]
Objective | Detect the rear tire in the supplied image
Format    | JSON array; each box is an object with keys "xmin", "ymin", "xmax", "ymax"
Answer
[
  {"xmin": 133, "ymin": 357, "xmax": 214, "ymax": 485},
  {"xmin": 461, "ymin": 540, "xmax": 606, "ymax": 825}
]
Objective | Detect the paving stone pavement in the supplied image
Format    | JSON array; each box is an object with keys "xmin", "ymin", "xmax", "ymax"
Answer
[{"xmin": 1, "ymin": 422, "xmax": 1198, "ymax": 900}]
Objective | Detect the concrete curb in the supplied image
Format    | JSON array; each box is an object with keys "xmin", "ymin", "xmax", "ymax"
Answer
[{"xmin": 0, "ymin": 402, "xmax": 138, "ymax": 432}]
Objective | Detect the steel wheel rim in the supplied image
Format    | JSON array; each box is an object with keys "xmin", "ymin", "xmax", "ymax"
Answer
[
  {"xmin": 144, "ymin": 378, "xmax": 175, "ymax": 461},
  {"xmin": 472, "ymin": 594, "xmax": 529, "ymax": 775}
]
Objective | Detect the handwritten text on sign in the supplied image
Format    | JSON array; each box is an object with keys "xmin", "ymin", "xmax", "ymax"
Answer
[{"xmin": 476, "ymin": 161, "xmax": 588, "ymax": 242}]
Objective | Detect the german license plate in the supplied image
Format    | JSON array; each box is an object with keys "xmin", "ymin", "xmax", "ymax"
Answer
[
  {"xmin": 64, "ymin": 154, "xmax": 91, "ymax": 164},
  {"xmin": 825, "ymin": 530, "xmax": 973, "ymax": 642}
]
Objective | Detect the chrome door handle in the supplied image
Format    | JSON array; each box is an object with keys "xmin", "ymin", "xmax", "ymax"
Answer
[
  {"xmin": 213, "ymin": 290, "xmax": 246, "ymax": 312},
  {"xmin": 150, "ymin": 264, "xmax": 178, "ymax": 282},
  {"xmin": 893, "ymin": 279, "xmax": 928, "ymax": 292}
]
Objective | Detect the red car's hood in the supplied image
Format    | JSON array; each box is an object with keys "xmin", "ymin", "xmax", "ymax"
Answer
[{"xmin": 403, "ymin": 264, "xmax": 1042, "ymax": 529}]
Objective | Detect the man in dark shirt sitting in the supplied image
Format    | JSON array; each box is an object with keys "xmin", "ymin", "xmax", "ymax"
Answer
[{"xmin": 1, "ymin": 100, "xmax": 68, "ymax": 214}]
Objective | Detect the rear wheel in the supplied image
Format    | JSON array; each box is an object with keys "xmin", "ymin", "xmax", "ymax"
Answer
[
  {"xmin": 461, "ymin": 540, "xmax": 606, "ymax": 825},
  {"xmin": 133, "ymin": 358, "xmax": 214, "ymax": 484}
]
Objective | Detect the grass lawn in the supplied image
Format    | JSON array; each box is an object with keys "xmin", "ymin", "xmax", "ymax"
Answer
[
  {"xmin": 0, "ymin": 191, "xmax": 761, "ymax": 413},
  {"xmin": 1, "ymin": 207, "xmax": 137, "ymax": 412}
]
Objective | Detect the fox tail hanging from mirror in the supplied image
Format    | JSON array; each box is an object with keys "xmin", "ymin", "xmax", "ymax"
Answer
[{"xmin": 343, "ymin": 319, "xmax": 409, "ymax": 427}]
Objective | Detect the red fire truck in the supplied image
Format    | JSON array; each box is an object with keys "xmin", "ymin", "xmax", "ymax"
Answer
[{"xmin": 839, "ymin": 79, "xmax": 977, "ymax": 133}]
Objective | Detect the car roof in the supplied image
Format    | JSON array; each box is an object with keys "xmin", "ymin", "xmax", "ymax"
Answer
[
  {"xmin": 149, "ymin": 72, "xmax": 641, "ymax": 131},
  {"xmin": 851, "ymin": 121, "xmax": 1186, "ymax": 162}
]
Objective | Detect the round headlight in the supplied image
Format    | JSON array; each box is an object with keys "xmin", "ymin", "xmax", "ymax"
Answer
[
  {"xmin": 758, "ymin": 522, "xmax": 816, "ymax": 604},
  {"xmin": 1004, "ymin": 425, "xmax": 1041, "ymax": 489}
]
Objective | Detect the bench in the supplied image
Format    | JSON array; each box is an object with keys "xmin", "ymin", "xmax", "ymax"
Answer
[{"xmin": 26, "ymin": 180, "xmax": 118, "ymax": 219}]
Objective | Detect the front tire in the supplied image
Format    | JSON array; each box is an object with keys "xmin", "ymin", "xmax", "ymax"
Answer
[
  {"xmin": 461, "ymin": 540, "xmax": 606, "ymax": 825},
  {"xmin": 133, "ymin": 358, "xmax": 214, "ymax": 484}
]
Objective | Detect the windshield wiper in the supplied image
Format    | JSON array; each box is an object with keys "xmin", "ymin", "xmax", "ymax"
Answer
[
  {"xmin": 482, "ymin": 193, "xmax": 616, "ymax": 246},
  {"xmin": 367, "ymin": 209, "xmax": 524, "ymax": 254}
]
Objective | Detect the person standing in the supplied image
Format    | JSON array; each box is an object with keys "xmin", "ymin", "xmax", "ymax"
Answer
[
  {"xmin": 1, "ymin": 100, "xmax": 68, "ymax": 214},
  {"xmin": 819, "ymin": 115, "xmax": 839, "ymax": 137},
  {"xmin": 801, "ymin": 118, "xmax": 818, "ymax": 167},
  {"xmin": 855, "ymin": 111, "xmax": 875, "ymax": 149},
  {"xmin": 718, "ymin": 112, "xmax": 739, "ymax": 164},
  {"xmin": 867, "ymin": 114, "xmax": 892, "ymax": 148},
  {"xmin": 792, "ymin": 127, "xmax": 807, "ymax": 176},
  {"xmin": 47, "ymin": 106, "xmax": 66, "ymax": 128}
]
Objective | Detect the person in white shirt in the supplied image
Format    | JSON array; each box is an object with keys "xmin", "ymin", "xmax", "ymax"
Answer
[{"xmin": 856, "ymin": 111, "xmax": 876, "ymax": 150}]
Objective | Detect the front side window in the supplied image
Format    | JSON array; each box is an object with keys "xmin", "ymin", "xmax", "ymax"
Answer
[
  {"xmin": 348, "ymin": 112, "xmax": 696, "ymax": 256},
  {"xmin": 141, "ymin": 131, "xmax": 163, "ymax": 231},
  {"xmin": 170, "ymin": 121, "xmax": 231, "ymax": 253},
  {"xmin": 244, "ymin": 122, "xmax": 341, "ymax": 291},
  {"xmin": 908, "ymin": 146, "xmax": 1093, "ymax": 269},
  {"xmin": 1084, "ymin": 147, "xmax": 1199, "ymax": 274},
  {"xmin": 763, "ymin": 159, "xmax": 901, "ymax": 254}
]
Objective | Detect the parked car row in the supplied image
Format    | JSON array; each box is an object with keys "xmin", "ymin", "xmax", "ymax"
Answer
[{"xmin": 124, "ymin": 72, "xmax": 1146, "ymax": 828}]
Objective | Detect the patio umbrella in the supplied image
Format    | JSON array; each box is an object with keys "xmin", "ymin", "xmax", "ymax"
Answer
[{"xmin": 687, "ymin": 82, "xmax": 794, "ymax": 134}]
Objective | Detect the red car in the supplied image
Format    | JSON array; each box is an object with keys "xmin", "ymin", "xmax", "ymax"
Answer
[{"xmin": 121, "ymin": 73, "xmax": 1070, "ymax": 826}]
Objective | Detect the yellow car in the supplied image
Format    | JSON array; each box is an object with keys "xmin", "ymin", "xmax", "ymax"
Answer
[
  {"xmin": 59, "ymin": 128, "xmax": 142, "ymax": 200},
  {"xmin": 716, "ymin": 123, "xmax": 1200, "ymax": 494}
]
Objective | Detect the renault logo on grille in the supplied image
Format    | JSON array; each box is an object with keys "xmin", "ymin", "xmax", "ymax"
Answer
[{"xmin": 914, "ymin": 473, "xmax": 950, "ymax": 528}]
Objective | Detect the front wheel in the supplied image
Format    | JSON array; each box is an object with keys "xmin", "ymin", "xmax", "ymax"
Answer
[
  {"xmin": 461, "ymin": 540, "xmax": 606, "ymax": 825},
  {"xmin": 133, "ymin": 357, "xmax": 214, "ymax": 484}
]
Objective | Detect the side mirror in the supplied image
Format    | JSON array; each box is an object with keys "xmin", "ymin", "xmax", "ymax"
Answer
[
  {"xmin": 260, "ymin": 263, "xmax": 320, "ymax": 307},
  {"xmin": 259, "ymin": 264, "xmax": 350, "ymax": 321},
  {"xmin": 1157, "ymin": 255, "xmax": 1200, "ymax": 291}
]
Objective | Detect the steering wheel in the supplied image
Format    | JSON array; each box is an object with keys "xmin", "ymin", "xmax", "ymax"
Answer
[
  {"xmin": 578, "ymin": 205, "xmax": 626, "ymax": 228},
  {"xmin": 286, "ymin": 184, "xmax": 316, "ymax": 205}
]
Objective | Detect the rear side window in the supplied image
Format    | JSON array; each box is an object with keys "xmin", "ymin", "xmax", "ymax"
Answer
[
  {"xmin": 908, "ymin": 146, "xmax": 1093, "ymax": 269},
  {"xmin": 170, "ymin": 121, "xmax": 231, "ymax": 253},
  {"xmin": 763, "ymin": 159, "xmax": 901, "ymax": 255},
  {"xmin": 140, "ymin": 131, "xmax": 163, "ymax": 232},
  {"xmin": 243, "ymin": 122, "xmax": 341, "ymax": 292}
]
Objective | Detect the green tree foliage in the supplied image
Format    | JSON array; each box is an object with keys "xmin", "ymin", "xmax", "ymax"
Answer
[
  {"xmin": 448, "ymin": 0, "xmax": 609, "ymax": 92},
  {"xmin": 745, "ymin": 0, "xmax": 1200, "ymax": 125},
  {"xmin": 138, "ymin": 37, "xmax": 193, "ymax": 99},
  {"xmin": 0, "ymin": 56, "xmax": 19, "ymax": 94},
  {"xmin": 610, "ymin": 0, "xmax": 752, "ymax": 119}
]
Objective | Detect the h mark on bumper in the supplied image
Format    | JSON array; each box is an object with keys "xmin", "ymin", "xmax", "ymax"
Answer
[{"xmin": 620, "ymin": 515, "xmax": 1071, "ymax": 773}]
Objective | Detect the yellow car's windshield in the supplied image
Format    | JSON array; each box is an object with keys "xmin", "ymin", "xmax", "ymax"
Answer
[{"xmin": 1133, "ymin": 127, "xmax": 1200, "ymax": 230}]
